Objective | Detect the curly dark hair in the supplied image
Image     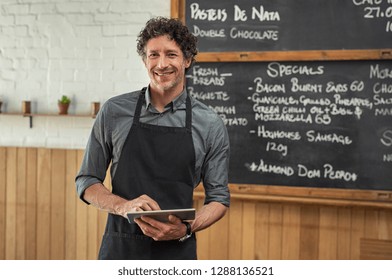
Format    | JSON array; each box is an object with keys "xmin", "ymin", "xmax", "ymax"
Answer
[{"xmin": 137, "ymin": 17, "xmax": 198, "ymax": 68}]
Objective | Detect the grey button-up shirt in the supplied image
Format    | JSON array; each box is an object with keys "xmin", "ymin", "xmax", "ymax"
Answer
[{"xmin": 75, "ymin": 87, "xmax": 230, "ymax": 207}]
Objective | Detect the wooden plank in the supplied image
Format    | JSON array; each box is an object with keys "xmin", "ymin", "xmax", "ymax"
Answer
[
  {"xmin": 170, "ymin": 0, "xmax": 179, "ymax": 18},
  {"xmin": 299, "ymin": 206, "xmax": 320, "ymax": 260},
  {"xmin": 268, "ymin": 204, "xmax": 283, "ymax": 260},
  {"xmin": 5, "ymin": 147, "xmax": 17, "ymax": 259},
  {"xmin": 65, "ymin": 150, "xmax": 77, "ymax": 259},
  {"xmin": 360, "ymin": 238, "xmax": 392, "ymax": 260},
  {"xmin": 318, "ymin": 206, "xmax": 338, "ymax": 259},
  {"xmin": 228, "ymin": 201, "xmax": 243, "ymax": 259},
  {"xmin": 336, "ymin": 208, "xmax": 352, "ymax": 259},
  {"xmin": 25, "ymin": 148, "xmax": 37, "ymax": 259},
  {"xmin": 76, "ymin": 150, "xmax": 88, "ymax": 259},
  {"xmin": 255, "ymin": 203, "xmax": 270, "ymax": 260},
  {"xmin": 209, "ymin": 209, "xmax": 229, "ymax": 260},
  {"xmin": 350, "ymin": 209, "xmax": 365, "ymax": 260},
  {"xmin": 281, "ymin": 204, "xmax": 301, "ymax": 259},
  {"xmin": 16, "ymin": 148, "xmax": 27, "ymax": 259},
  {"xmin": 196, "ymin": 49, "xmax": 392, "ymax": 62},
  {"xmin": 227, "ymin": 184, "xmax": 392, "ymax": 208},
  {"xmin": 0, "ymin": 147, "xmax": 6, "ymax": 259},
  {"xmin": 242, "ymin": 202, "xmax": 256, "ymax": 259},
  {"xmin": 378, "ymin": 210, "xmax": 392, "ymax": 240},
  {"xmin": 364, "ymin": 209, "xmax": 379, "ymax": 239},
  {"xmin": 50, "ymin": 149, "xmax": 66, "ymax": 259},
  {"xmin": 36, "ymin": 148, "xmax": 51, "ymax": 259}
]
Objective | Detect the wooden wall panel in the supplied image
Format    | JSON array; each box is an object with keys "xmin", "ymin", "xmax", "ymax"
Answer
[
  {"xmin": 254, "ymin": 203, "xmax": 269, "ymax": 260},
  {"xmin": 268, "ymin": 204, "xmax": 283, "ymax": 259},
  {"xmin": 1, "ymin": 146, "xmax": 392, "ymax": 260},
  {"xmin": 36, "ymin": 148, "xmax": 51, "ymax": 259},
  {"xmin": 16, "ymin": 148, "xmax": 26, "ymax": 259},
  {"xmin": 379, "ymin": 211, "xmax": 392, "ymax": 239},
  {"xmin": 25, "ymin": 148, "xmax": 37, "ymax": 259},
  {"xmin": 0, "ymin": 148, "xmax": 5, "ymax": 260},
  {"xmin": 65, "ymin": 150, "xmax": 77, "ymax": 259},
  {"xmin": 318, "ymin": 207, "xmax": 338, "ymax": 259},
  {"xmin": 241, "ymin": 202, "xmax": 256, "ymax": 259},
  {"xmin": 50, "ymin": 149, "xmax": 66, "ymax": 259},
  {"xmin": 208, "ymin": 210, "xmax": 229, "ymax": 259},
  {"xmin": 281, "ymin": 205, "xmax": 300, "ymax": 259},
  {"xmin": 227, "ymin": 202, "xmax": 243, "ymax": 259},
  {"xmin": 336, "ymin": 209, "xmax": 351, "ymax": 259},
  {"xmin": 5, "ymin": 147, "xmax": 17, "ymax": 259},
  {"xmin": 350, "ymin": 209, "xmax": 365, "ymax": 259},
  {"xmin": 299, "ymin": 206, "xmax": 320, "ymax": 259},
  {"xmin": 360, "ymin": 239, "xmax": 392, "ymax": 259}
]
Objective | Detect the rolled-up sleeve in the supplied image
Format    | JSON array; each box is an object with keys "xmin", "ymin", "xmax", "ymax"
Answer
[
  {"xmin": 75, "ymin": 101, "xmax": 113, "ymax": 203},
  {"xmin": 201, "ymin": 114, "xmax": 230, "ymax": 207}
]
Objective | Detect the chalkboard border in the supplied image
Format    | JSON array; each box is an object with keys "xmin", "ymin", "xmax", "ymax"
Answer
[{"xmin": 171, "ymin": 0, "xmax": 392, "ymax": 62}]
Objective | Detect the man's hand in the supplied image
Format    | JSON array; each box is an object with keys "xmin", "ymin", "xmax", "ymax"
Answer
[
  {"xmin": 119, "ymin": 194, "xmax": 161, "ymax": 218},
  {"xmin": 134, "ymin": 214, "xmax": 187, "ymax": 241},
  {"xmin": 83, "ymin": 184, "xmax": 161, "ymax": 218}
]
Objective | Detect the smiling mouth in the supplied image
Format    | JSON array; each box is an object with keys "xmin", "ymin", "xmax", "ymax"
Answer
[{"xmin": 154, "ymin": 70, "xmax": 174, "ymax": 76}]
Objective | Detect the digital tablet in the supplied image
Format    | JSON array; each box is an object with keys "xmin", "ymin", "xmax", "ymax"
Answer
[{"xmin": 126, "ymin": 208, "xmax": 195, "ymax": 224}]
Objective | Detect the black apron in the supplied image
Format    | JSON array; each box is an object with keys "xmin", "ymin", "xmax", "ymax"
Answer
[{"xmin": 98, "ymin": 88, "xmax": 197, "ymax": 260}]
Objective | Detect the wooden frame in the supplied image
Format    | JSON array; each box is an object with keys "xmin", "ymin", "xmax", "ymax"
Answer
[
  {"xmin": 172, "ymin": 0, "xmax": 392, "ymax": 207},
  {"xmin": 194, "ymin": 184, "xmax": 392, "ymax": 209}
]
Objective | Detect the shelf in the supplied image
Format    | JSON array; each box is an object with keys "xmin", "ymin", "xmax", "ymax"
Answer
[{"xmin": 0, "ymin": 112, "xmax": 97, "ymax": 128}]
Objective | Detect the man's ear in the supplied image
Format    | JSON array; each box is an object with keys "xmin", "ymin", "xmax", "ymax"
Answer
[{"xmin": 184, "ymin": 57, "xmax": 192, "ymax": 68}]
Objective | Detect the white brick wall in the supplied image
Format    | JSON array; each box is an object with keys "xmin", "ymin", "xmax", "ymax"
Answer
[{"xmin": 0, "ymin": 0, "xmax": 170, "ymax": 149}]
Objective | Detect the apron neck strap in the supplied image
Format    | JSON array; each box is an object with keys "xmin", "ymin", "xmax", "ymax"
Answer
[
  {"xmin": 133, "ymin": 87, "xmax": 146, "ymax": 124},
  {"xmin": 134, "ymin": 87, "xmax": 192, "ymax": 130},
  {"xmin": 185, "ymin": 92, "xmax": 192, "ymax": 131}
]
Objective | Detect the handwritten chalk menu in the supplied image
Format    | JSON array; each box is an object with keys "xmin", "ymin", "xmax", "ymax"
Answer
[
  {"xmin": 186, "ymin": 61, "xmax": 392, "ymax": 190},
  {"xmin": 185, "ymin": 0, "xmax": 392, "ymax": 52}
]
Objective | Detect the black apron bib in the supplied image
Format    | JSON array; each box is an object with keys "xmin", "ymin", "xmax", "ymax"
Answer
[{"xmin": 98, "ymin": 88, "xmax": 197, "ymax": 260}]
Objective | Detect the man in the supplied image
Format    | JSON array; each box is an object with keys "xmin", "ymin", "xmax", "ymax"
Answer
[{"xmin": 75, "ymin": 17, "xmax": 230, "ymax": 260}]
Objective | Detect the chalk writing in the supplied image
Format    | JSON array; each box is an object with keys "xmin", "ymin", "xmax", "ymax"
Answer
[
  {"xmin": 187, "ymin": 60, "xmax": 392, "ymax": 190},
  {"xmin": 186, "ymin": 0, "xmax": 391, "ymax": 52},
  {"xmin": 352, "ymin": 0, "xmax": 392, "ymax": 32}
]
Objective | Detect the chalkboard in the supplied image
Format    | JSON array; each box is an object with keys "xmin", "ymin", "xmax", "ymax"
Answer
[
  {"xmin": 185, "ymin": 0, "xmax": 392, "ymax": 52},
  {"xmin": 186, "ymin": 60, "xmax": 392, "ymax": 190}
]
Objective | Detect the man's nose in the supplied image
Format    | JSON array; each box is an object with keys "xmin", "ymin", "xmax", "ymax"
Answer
[{"xmin": 157, "ymin": 56, "xmax": 169, "ymax": 68}]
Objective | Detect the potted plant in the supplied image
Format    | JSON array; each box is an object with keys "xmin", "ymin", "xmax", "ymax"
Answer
[{"xmin": 58, "ymin": 95, "xmax": 71, "ymax": 114}]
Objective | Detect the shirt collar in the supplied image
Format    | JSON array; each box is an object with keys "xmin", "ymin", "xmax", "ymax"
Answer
[{"xmin": 145, "ymin": 86, "xmax": 187, "ymax": 112}]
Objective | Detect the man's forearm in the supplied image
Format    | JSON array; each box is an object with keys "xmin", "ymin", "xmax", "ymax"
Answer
[
  {"xmin": 191, "ymin": 201, "xmax": 228, "ymax": 233},
  {"xmin": 83, "ymin": 183, "xmax": 129, "ymax": 218}
]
